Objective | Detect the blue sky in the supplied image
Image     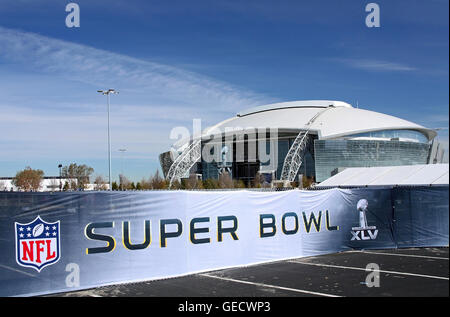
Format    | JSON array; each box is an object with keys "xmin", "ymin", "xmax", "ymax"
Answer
[{"xmin": 0, "ymin": 0, "xmax": 448, "ymax": 182}]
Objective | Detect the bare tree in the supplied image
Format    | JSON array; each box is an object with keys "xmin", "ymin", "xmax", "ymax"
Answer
[
  {"xmin": 184, "ymin": 174, "xmax": 203, "ymax": 189},
  {"xmin": 218, "ymin": 172, "xmax": 234, "ymax": 189},
  {"xmin": 170, "ymin": 179, "xmax": 182, "ymax": 190},
  {"xmin": 139, "ymin": 177, "xmax": 151, "ymax": 190},
  {"xmin": 119, "ymin": 174, "xmax": 130, "ymax": 190},
  {"xmin": 150, "ymin": 170, "xmax": 166, "ymax": 189},
  {"xmin": 233, "ymin": 179, "xmax": 246, "ymax": 188},
  {"xmin": 94, "ymin": 175, "xmax": 108, "ymax": 191},
  {"xmin": 252, "ymin": 172, "xmax": 263, "ymax": 188},
  {"xmin": 0, "ymin": 181, "xmax": 7, "ymax": 191},
  {"xmin": 203, "ymin": 178, "xmax": 219, "ymax": 189}
]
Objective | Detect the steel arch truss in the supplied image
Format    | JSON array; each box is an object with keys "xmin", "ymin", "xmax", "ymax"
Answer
[
  {"xmin": 166, "ymin": 139, "xmax": 202, "ymax": 187},
  {"xmin": 280, "ymin": 131, "xmax": 312, "ymax": 182},
  {"xmin": 280, "ymin": 106, "xmax": 333, "ymax": 182}
]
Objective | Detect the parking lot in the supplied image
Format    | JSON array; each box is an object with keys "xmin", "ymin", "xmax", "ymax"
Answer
[{"xmin": 51, "ymin": 247, "xmax": 448, "ymax": 297}]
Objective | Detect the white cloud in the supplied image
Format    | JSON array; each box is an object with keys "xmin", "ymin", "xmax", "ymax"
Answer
[
  {"xmin": 0, "ymin": 26, "xmax": 271, "ymax": 111},
  {"xmin": 0, "ymin": 26, "xmax": 274, "ymax": 167},
  {"xmin": 333, "ymin": 58, "xmax": 417, "ymax": 72}
]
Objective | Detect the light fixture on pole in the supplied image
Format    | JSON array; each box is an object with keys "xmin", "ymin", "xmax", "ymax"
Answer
[{"xmin": 97, "ymin": 89, "xmax": 119, "ymax": 191}]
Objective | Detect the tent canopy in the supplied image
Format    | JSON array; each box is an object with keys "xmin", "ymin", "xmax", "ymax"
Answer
[{"xmin": 316, "ymin": 164, "xmax": 449, "ymax": 187}]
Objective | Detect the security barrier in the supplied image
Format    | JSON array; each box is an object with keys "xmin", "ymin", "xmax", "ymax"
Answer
[{"xmin": 0, "ymin": 187, "xmax": 448, "ymax": 296}]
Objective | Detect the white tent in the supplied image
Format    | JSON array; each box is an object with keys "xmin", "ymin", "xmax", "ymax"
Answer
[{"xmin": 315, "ymin": 164, "xmax": 449, "ymax": 187}]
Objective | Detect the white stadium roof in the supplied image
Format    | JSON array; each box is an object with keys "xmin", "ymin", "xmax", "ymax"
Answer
[
  {"xmin": 315, "ymin": 164, "xmax": 449, "ymax": 187},
  {"xmin": 172, "ymin": 100, "xmax": 436, "ymax": 151},
  {"xmin": 205, "ymin": 100, "xmax": 436, "ymax": 141}
]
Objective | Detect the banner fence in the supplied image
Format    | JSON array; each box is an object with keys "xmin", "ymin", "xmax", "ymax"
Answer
[{"xmin": 0, "ymin": 186, "xmax": 448, "ymax": 296}]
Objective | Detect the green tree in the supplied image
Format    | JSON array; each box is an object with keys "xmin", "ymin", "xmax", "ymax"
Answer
[
  {"xmin": 111, "ymin": 181, "xmax": 119, "ymax": 191},
  {"xmin": 63, "ymin": 181, "xmax": 69, "ymax": 191},
  {"xmin": 61, "ymin": 163, "xmax": 94, "ymax": 190},
  {"xmin": 12, "ymin": 167, "xmax": 44, "ymax": 192}
]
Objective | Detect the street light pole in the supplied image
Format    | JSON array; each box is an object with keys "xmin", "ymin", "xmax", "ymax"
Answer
[
  {"xmin": 107, "ymin": 92, "xmax": 111, "ymax": 191},
  {"xmin": 98, "ymin": 89, "xmax": 119, "ymax": 191},
  {"xmin": 58, "ymin": 164, "xmax": 63, "ymax": 191},
  {"xmin": 118, "ymin": 148, "xmax": 126, "ymax": 190}
]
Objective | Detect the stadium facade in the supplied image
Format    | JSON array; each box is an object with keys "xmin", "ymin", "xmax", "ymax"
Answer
[{"xmin": 160, "ymin": 100, "xmax": 444, "ymax": 186}]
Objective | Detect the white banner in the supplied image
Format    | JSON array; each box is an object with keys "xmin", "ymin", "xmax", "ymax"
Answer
[{"xmin": 1, "ymin": 187, "xmax": 448, "ymax": 296}]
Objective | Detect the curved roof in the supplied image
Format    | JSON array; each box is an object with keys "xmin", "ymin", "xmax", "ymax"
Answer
[
  {"xmin": 237, "ymin": 100, "xmax": 352, "ymax": 116},
  {"xmin": 204, "ymin": 100, "xmax": 436, "ymax": 141}
]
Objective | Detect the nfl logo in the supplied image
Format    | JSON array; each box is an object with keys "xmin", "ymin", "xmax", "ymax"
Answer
[{"xmin": 15, "ymin": 216, "xmax": 61, "ymax": 272}]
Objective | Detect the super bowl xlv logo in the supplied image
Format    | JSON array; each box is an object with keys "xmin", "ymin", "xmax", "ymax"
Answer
[
  {"xmin": 350, "ymin": 199, "xmax": 378, "ymax": 241},
  {"xmin": 15, "ymin": 216, "xmax": 61, "ymax": 272}
]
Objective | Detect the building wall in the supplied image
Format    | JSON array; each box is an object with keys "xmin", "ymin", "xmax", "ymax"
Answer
[
  {"xmin": 199, "ymin": 135, "xmax": 317, "ymax": 183},
  {"xmin": 0, "ymin": 178, "xmax": 108, "ymax": 192},
  {"xmin": 197, "ymin": 134, "xmax": 431, "ymax": 184},
  {"xmin": 314, "ymin": 139, "xmax": 430, "ymax": 182}
]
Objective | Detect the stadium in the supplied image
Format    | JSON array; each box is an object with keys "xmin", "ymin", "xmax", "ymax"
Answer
[{"xmin": 160, "ymin": 100, "xmax": 444, "ymax": 186}]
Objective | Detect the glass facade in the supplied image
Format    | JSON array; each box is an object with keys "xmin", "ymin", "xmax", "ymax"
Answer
[
  {"xmin": 314, "ymin": 139, "xmax": 430, "ymax": 182},
  {"xmin": 200, "ymin": 161, "xmax": 219, "ymax": 180},
  {"xmin": 199, "ymin": 132, "xmax": 317, "ymax": 183},
  {"xmin": 198, "ymin": 130, "xmax": 431, "ymax": 184},
  {"xmin": 343, "ymin": 129, "xmax": 429, "ymax": 143}
]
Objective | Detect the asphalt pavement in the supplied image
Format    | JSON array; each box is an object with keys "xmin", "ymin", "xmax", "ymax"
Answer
[{"xmin": 49, "ymin": 247, "xmax": 448, "ymax": 297}]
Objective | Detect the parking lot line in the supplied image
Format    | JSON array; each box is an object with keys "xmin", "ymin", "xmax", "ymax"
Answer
[
  {"xmin": 288, "ymin": 260, "xmax": 449, "ymax": 280},
  {"xmin": 199, "ymin": 273, "xmax": 342, "ymax": 297},
  {"xmin": 356, "ymin": 250, "xmax": 449, "ymax": 260}
]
